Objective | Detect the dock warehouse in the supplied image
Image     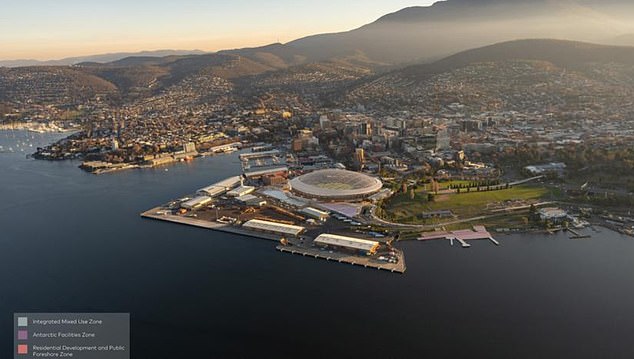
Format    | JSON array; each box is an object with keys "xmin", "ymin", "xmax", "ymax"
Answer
[
  {"xmin": 244, "ymin": 166, "xmax": 289, "ymax": 180},
  {"xmin": 239, "ymin": 150, "xmax": 280, "ymax": 161},
  {"xmin": 181, "ymin": 196, "xmax": 212, "ymax": 210},
  {"xmin": 236, "ymin": 194, "xmax": 267, "ymax": 207},
  {"xmin": 314, "ymin": 234, "xmax": 380, "ymax": 256},
  {"xmin": 300, "ymin": 207, "xmax": 330, "ymax": 221},
  {"xmin": 242, "ymin": 219, "xmax": 305, "ymax": 237},
  {"xmin": 197, "ymin": 176, "xmax": 242, "ymax": 197},
  {"xmin": 227, "ymin": 185, "xmax": 256, "ymax": 197}
]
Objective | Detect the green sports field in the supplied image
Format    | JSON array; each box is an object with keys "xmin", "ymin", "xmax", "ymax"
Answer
[{"xmin": 383, "ymin": 185, "xmax": 551, "ymax": 223}]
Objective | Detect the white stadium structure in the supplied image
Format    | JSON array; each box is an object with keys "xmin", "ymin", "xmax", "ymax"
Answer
[{"xmin": 289, "ymin": 169, "xmax": 383, "ymax": 201}]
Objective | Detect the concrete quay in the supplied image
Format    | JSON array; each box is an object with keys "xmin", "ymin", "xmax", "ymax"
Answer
[
  {"xmin": 276, "ymin": 244, "xmax": 406, "ymax": 274},
  {"xmin": 140, "ymin": 207, "xmax": 282, "ymax": 241},
  {"xmin": 142, "ymin": 206, "xmax": 407, "ymax": 274}
]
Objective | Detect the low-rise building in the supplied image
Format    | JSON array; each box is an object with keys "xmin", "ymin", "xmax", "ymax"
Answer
[
  {"xmin": 300, "ymin": 207, "xmax": 329, "ymax": 221},
  {"xmin": 244, "ymin": 166, "xmax": 289, "ymax": 180},
  {"xmin": 524, "ymin": 163, "xmax": 567, "ymax": 176},
  {"xmin": 242, "ymin": 219, "xmax": 305, "ymax": 237},
  {"xmin": 227, "ymin": 185, "xmax": 256, "ymax": 197},
  {"xmin": 313, "ymin": 234, "xmax": 380, "ymax": 256},
  {"xmin": 181, "ymin": 196, "xmax": 212, "ymax": 210},
  {"xmin": 197, "ymin": 176, "xmax": 242, "ymax": 197},
  {"xmin": 538, "ymin": 207, "xmax": 569, "ymax": 223},
  {"xmin": 236, "ymin": 194, "xmax": 267, "ymax": 207}
]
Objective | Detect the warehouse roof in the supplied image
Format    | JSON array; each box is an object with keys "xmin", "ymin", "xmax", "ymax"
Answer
[
  {"xmin": 227, "ymin": 185, "xmax": 255, "ymax": 197},
  {"xmin": 314, "ymin": 234, "xmax": 379, "ymax": 252},
  {"xmin": 239, "ymin": 150, "xmax": 280, "ymax": 161},
  {"xmin": 242, "ymin": 219, "xmax": 305, "ymax": 236},
  {"xmin": 244, "ymin": 166, "xmax": 288, "ymax": 178},
  {"xmin": 300, "ymin": 207, "xmax": 330, "ymax": 219},
  {"xmin": 181, "ymin": 196, "xmax": 212, "ymax": 209},
  {"xmin": 197, "ymin": 176, "xmax": 242, "ymax": 196}
]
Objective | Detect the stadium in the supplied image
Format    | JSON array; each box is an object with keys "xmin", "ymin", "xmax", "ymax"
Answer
[{"xmin": 289, "ymin": 169, "xmax": 383, "ymax": 201}]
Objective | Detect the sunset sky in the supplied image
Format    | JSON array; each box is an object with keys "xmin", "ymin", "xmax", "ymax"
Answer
[{"xmin": 0, "ymin": 0, "xmax": 435, "ymax": 60}]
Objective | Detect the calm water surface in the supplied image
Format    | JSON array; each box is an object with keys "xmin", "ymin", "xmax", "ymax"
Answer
[{"xmin": 1, "ymin": 131, "xmax": 634, "ymax": 358}]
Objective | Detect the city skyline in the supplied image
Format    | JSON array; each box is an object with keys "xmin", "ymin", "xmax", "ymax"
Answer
[{"xmin": 0, "ymin": 0, "xmax": 432, "ymax": 60}]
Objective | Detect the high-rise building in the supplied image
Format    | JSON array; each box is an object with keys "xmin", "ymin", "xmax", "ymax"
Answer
[
  {"xmin": 319, "ymin": 115, "xmax": 331, "ymax": 129},
  {"xmin": 436, "ymin": 128, "xmax": 450, "ymax": 151},
  {"xmin": 292, "ymin": 139, "xmax": 303, "ymax": 152},
  {"xmin": 183, "ymin": 142, "xmax": 197, "ymax": 153},
  {"xmin": 355, "ymin": 148, "xmax": 365, "ymax": 165},
  {"xmin": 360, "ymin": 122, "xmax": 372, "ymax": 137}
]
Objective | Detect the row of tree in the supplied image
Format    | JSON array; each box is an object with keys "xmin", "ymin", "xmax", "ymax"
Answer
[{"xmin": 448, "ymin": 179, "xmax": 502, "ymax": 189}]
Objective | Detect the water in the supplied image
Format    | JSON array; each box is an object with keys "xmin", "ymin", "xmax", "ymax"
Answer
[{"xmin": 2, "ymin": 131, "xmax": 634, "ymax": 358}]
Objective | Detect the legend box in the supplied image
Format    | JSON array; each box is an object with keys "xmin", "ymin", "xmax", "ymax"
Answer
[{"xmin": 14, "ymin": 313, "xmax": 129, "ymax": 359}]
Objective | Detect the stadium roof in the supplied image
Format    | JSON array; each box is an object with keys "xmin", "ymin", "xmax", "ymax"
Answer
[{"xmin": 289, "ymin": 169, "xmax": 382, "ymax": 200}]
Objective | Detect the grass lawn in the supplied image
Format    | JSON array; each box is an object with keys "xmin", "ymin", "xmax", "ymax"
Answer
[{"xmin": 384, "ymin": 185, "xmax": 552, "ymax": 222}]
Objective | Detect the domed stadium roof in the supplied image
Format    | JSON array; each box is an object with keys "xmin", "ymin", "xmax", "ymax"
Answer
[{"xmin": 289, "ymin": 169, "xmax": 383, "ymax": 200}]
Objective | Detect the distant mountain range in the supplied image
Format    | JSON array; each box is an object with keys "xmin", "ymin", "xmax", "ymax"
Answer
[
  {"xmin": 3, "ymin": 0, "xmax": 634, "ymax": 69},
  {"xmin": 186, "ymin": 0, "xmax": 634, "ymax": 68},
  {"xmin": 0, "ymin": 50, "xmax": 207, "ymax": 68},
  {"xmin": 3, "ymin": 0, "xmax": 634, "ymax": 110},
  {"xmin": 285, "ymin": 0, "xmax": 634, "ymax": 64},
  {"xmin": 605, "ymin": 34, "xmax": 634, "ymax": 47}
]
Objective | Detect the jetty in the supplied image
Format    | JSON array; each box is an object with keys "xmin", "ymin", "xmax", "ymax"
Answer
[
  {"xmin": 419, "ymin": 226, "xmax": 498, "ymax": 248},
  {"xmin": 276, "ymin": 244, "xmax": 406, "ymax": 274},
  {"xmin": 568, "ymin": 228, "xmax": 591, "ymax": 240}
]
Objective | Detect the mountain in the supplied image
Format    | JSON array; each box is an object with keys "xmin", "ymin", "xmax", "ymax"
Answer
[
  {"xmin": 5, "ymin": 0, "xmax": 634, "ymax": 109},
  {"xmin": 5, "ymin": 0, "xmax": 634, "ymax": 72},
  {"xmin": 0, "ymin": 66, "xmax": 118, "ymax": 103},
  {"xmin": 343, "ymin": 39, "xmax": 634, "ymax": 112},
  {"xmin": 75, "ymin": 52, "xmax": 288, "ymax": 95},
  {"xmin": 219, "ymin": 43, "xmax": 308, "ymax": 69},
  {"xmin": 0, "ymin": 50, "xmax": 207, "ymax": 68},
  {"xmin": 399, "ymin": 39, "xmax": 634, "ymax": 79},
  {"xmin": 605, "ymin": 34, "xmax": 634, "ymax": 47},
  {"xmin": 288, "ymin": 0, "xmax": 634, "ymax": 64}
]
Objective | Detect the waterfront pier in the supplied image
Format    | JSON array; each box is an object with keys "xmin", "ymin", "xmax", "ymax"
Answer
[{"xmin": 276, "ymin": 244, "xmax": 406, "ymax": 274}]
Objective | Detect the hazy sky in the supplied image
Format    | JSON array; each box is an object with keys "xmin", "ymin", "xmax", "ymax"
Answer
[{"xmin": 0, "ymin": 0, "xmax": 435, "ymax": 60}]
